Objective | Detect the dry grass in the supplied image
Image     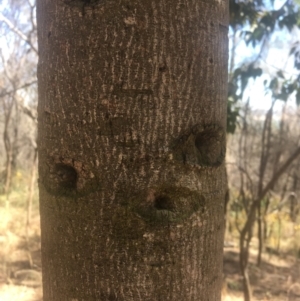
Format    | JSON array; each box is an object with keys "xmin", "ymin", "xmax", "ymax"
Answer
[
  {"xmin": 0, "ymin": 180, "xmax": 42, "ymax": 301},
  {"xmin": 0, "ymin": 284, "xmax": 42, "ymax": 301}
]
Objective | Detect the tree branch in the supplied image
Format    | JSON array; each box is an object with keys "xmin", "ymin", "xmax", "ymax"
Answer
[
  {"xmin": 0, "ymin": 80, "xmax": 37, "ymax": 98},
  {"xmin": 259, "ymin": 145, "xmax": 300, "ymax": 202},
  {"xmin": 0, "ymin": 13, "xmax": 38, "ymax": 54}
]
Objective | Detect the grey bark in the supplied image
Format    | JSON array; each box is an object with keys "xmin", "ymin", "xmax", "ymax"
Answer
[{"xmin": 37, "ymin": 1, "xmax": 228, "ymax": 300}]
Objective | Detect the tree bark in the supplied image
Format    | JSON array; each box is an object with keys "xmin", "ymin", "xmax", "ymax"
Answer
[{"xmin": 37, "ymin": 1, "xmax": 228, "ymax": 300}]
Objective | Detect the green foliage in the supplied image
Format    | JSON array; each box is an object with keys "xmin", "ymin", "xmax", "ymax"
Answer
[
  {"xmin": 227, "ymin": 0, "xmax": 300, "ymax": 133},
  {"xmin": 227, "ymin": 98, "xmax": 240, "ymax": 134},
  {"xmin": 230, "ymin": 0, "xmax": 259, "ymax": 27},
  {"xmin": 227, "ymin": 64, "xmax": 263, "ymax": 133}
]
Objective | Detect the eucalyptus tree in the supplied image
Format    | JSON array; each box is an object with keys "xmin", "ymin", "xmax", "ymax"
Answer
[{"xmin": 37, "ymin": 0, "xmax": 228, "ymax": 300}]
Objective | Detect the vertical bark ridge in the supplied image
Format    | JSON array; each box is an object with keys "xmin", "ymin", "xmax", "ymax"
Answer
[{"xmin": 37, "ymin": 0, "xmax": 228, "ymax": 300}]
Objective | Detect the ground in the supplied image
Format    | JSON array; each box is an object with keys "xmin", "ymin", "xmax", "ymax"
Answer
[
  {"xmin": 0, "ymin": 202, "xmax": 300, "ymax": 301},
  {"xmin": 223, "ymin": 246, "xmax": 300, "ymax": 301}
]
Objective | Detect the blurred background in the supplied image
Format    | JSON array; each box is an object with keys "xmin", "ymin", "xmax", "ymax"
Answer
[{"xmin": 1, "ymin": 0, "xmax": 300, "ymax": 300}]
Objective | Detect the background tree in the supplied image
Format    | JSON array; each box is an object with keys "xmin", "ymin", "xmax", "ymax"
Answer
[
  {"xmin": 0, "ymin": 0, "xmax": 37, "ymax": 197},
  {"xmin": 226, "ymin": 0, "xmax": 300, "ymax": 300}
]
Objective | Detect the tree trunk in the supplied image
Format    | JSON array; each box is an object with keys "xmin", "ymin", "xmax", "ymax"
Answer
[
  {"xmin": 37, "ymin": 1, "xmax": 228, "ymax": 300},
  {"xmin": 26, "ymin": 146, "xmax": 38, "ymax": 238},
  {"xmin": 257, "ymin": 202, "xmax": 263, "ymax": 267},
  {"xmin": 2, "ymin": 97, "xmax": 14, "ymax": 195}
]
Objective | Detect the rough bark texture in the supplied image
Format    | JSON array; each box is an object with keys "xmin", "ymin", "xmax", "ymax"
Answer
[{"xmin": 37, "ymin": 1, "xmax": 228, "ymax": 300}]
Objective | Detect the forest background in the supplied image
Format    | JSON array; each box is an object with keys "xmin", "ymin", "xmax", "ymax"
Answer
[{"xmin": 1, "ymin": 0, "xmax": 300, "ymax": 300}]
